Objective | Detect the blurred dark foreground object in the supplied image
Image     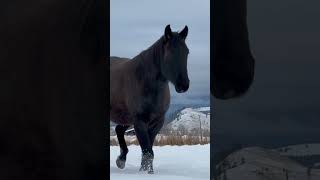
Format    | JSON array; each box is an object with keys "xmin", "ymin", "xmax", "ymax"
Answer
[
  {"xmin": 0, "ymin": 1, "xmax": 107, "ymax": 179},
  {"xmin": 212, "ymin": 0, "xmax": 255, "ymax": 100}
]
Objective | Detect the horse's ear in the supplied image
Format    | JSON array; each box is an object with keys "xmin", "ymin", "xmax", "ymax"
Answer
[
  {"xmin": 164, "ymin": 24, "xmax": 172, "ymax": 40},
  {"xmin": 179, "ymin": 25, "xmax": 188, "ymax": 40}
]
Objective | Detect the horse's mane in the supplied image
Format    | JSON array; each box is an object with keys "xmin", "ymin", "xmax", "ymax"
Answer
[
  {"xmin": 131, "ymin": 35, "xmax": 168, "ymax": 82},
  {"xmin": 133, "ymin": 32, "xmax": 180, "ymax": 64}
]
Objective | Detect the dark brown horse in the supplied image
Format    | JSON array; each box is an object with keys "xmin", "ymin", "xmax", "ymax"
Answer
[{"xmin": 110, "ymin": 25, "xmax": 189, "ymax": 174}]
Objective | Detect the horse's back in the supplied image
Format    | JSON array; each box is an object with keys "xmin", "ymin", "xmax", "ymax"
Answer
[
  {"xmin": 110, "ymin": 56, "xmax": 131, "ymax": 82},
  {"xmin": 110, "ymin": 56, "xmax": 130, "ymax": 69}
]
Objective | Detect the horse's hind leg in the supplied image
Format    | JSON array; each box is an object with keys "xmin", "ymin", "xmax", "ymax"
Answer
[{"xmin": 115, "ymin": 125, "xmax": 130, "ymax": 169}]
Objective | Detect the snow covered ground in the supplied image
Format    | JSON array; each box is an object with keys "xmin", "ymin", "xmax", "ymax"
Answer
[{"xmin": 110, "ymin": 145, "xmax": 210, "ymax": 180}]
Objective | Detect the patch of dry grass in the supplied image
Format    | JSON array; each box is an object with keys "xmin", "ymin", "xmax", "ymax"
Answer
[{"xmin": 110, "ymin": 134, "xmax": 210, "ymax": 146}]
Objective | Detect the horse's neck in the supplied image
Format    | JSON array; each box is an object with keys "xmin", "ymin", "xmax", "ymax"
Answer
[
  {"xmin": 131, "ymin": 39, "xmax": 168, "ymax": 95},
  {"xmin": 132, "ymin": 39, "xmax": 165, "ymax": 82}
]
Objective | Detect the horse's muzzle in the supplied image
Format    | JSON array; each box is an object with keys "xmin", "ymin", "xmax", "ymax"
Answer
[{"xmin": 175, "ymin": 80, "xmax": 189, "ymax": 93}]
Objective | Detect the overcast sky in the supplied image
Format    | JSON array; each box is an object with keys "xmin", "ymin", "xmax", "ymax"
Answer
[
  {"xmin": 214, "ymin": 0, "xmax": 320, "ymax": 136},
  {"xmin": 111, "ymin": 0, "xmax": 210, "ymax": 105}
]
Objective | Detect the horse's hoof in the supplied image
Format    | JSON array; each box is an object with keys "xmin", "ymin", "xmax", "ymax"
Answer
[
  {"xmin": 140, "ymin": 151, "xmax": 154, "ymax": 173},
  {"xmin": 139, "ymin": 166, "xmax": 147, "ymax": 171},
  {"xmin": 139, "ymin": 166, "xmax": 154, "ymax": 174},
  {"xmin": 148, "ymin": 169, "xmax": 154, "ymax": 174},
  {"xmin": 116, "ymin": 157, "xmax": 126, "ymax": 169}
]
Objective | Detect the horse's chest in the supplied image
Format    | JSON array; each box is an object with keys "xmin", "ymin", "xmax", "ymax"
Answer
[
  {"xmin": 110, "ymin": 78, "xmax": 169, "ymax": 125},
  {"xmin": 110, "ymin": 103, "xmax": 132, "ymax": 125},
  {"xmin": 110, "ymin": 98, "xmax": 163, "ymax": 125},
  {"xmin": 139, "ymin": 85, "xmax": 167, "ymax": 111}
]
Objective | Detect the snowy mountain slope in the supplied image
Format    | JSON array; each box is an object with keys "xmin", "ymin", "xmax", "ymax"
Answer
[
  {"xmin": 111, "ymin": 145, "xmax": 210, "ymax": 180},
  {"xmin": 219, "ymin": 147, "xmax": 304, "ymax": 171},
  {"xmin": 166, "ymin": 107, "xmax": 210, "ymax": 132},
  {"xmin": 216, "ymin": 147, "xmax": 320, "ymax": 180},
  {"xmin": 273, "ymin": 143, "xmax": 320, "ymax": 169},
  {"xmin": 273, "ymin": 143, "xmax": 320, "ymax": 156},
  {"xmin": 194, "ymin": 106, "xmax": 210, "ymax": 112}
]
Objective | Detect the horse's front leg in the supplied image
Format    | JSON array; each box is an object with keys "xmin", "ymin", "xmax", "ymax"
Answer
[
  {"xmin": 115, "ymin": 125, "xmax": 130, "ymax": 169},
  {"xmin": 140, "ymin": 117, "xmax": 164, "ymax": 174},
  {"xmin": 133, "ymin": 115, "xmax": 154, "ymax": 174},
  {"xmin": 148, "ymin": 116, "xmax": 165, "ymax": 146}
]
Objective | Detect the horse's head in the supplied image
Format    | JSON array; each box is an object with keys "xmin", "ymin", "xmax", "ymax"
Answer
[{"xmin": 161, "ymin": 25, "xmax": 190, "ymax": 93}]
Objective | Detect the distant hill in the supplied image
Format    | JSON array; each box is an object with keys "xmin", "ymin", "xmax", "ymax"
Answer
[
  {"xmin": 166, "ymin": 107, "xmax": 210, "ymax": 133},
  {"xmin": 165, "ymin": 103, "xmax": 210, "ymax": 123}
]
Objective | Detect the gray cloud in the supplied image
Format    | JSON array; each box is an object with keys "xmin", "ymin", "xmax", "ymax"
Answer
[{"xmin": 111, "ymin": 0, "xmax": 210, "ymax": 105}]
